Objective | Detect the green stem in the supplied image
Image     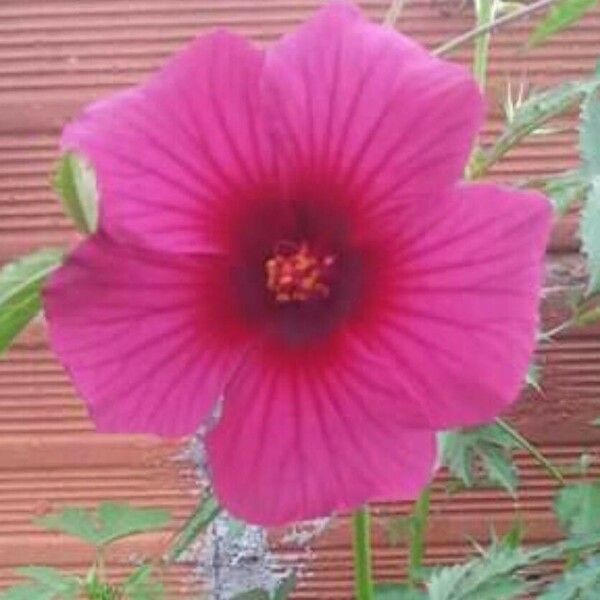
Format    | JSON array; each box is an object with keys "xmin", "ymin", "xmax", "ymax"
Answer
[
  {"xmin": 408, "ymin": 487, "xmax": 431, "ymax": 586},
  {"xmin": 352, "ymin": 506, "xmax": 375, "ymax": 600},
  {"xmin": 495, "ymin": 417, "xmax": 566, "ymax": 485},
  {"xmin": 472, "ymin": 0, "xmax": 494, "ymax": 91},
  {"xmin": 433, "ymin": 0, "xmax": 558, "ymax": 57}
]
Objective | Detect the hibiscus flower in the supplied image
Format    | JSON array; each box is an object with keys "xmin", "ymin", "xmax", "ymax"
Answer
[{"xmin": 44, "ymin": 1, "xmax": 552, "ymax": 525}]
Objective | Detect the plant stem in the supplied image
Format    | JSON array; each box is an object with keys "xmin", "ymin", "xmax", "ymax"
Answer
[
  {"xmin": 472, "ymin": 0, "xmax": 494, "ymax": 91},
  {"xmin": 433, "ymin": 0, "xmax": 558, "ymax": 57},
  {"xmin": 495, "ymin": 417, "xmax": 566, "ymax": 485},
  {"xmin": 408, "ymin": 487, "xmax": 431, "ymax": 586},
  {"xmin": 384, "ymin": 0, "xmax": 407, "ymax": 26},
  {"xmin": 352, "ymin": 506, "xmax": 375, "ymax": 600}
]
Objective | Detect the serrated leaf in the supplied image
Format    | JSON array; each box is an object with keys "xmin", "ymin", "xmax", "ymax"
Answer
[
  {"xmin": 0, "ymin": 249, "xmax": 63, "ymax": 356},
  {"xmin": 439, "ymin": 425, "xmax": 518, "ymax": 495},
  {"xmin": 53, "ymin": 152, "xmax": 98, "ymax": 234},
  {"xmin": 122, "ymin": 565, "xmax": 164, "ymax": 600},
  {"xmin": 35, "ymin": 503, "xmax": 170, "ymax": 547},
  {"xmin": 530, "ymin": 0, "xmax": 598, "ymax": 46},
  {"xmin": 580, "ymin": 93, "xmax": 600, "ymax": 178},
  {"xmin": 167, "ymin": 493, "xmax": 221, "ymax": 561},
  {"xmin": 580, "ymin": 179, "xmax": 600, "ymax": 295},
  {"xmin": 374, "ymin": 583, "xmax": 428, "ymax": 599},
  {"xmin": 427, "ymin": 545, "xmax": 529, "ymax": 600},
  {"xmin": 539, "ymin": 554, "xmax": 600, "ymax": 599},
  {"xmin": 555, "ymin": 481, "xmax": 600, "ymax": 535},
  {"xmin": 479, "ymin": 80, "xmax": 600, "ymax": 174}
]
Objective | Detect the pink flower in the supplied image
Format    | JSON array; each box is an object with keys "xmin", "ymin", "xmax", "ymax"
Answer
[{"xmin": 44, "ymin": 2, "xmax": 551, "ymax": 525}]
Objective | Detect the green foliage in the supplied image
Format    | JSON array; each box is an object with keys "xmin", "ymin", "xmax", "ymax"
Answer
[
  {"xmin": 555, "ymin": 481, "xmax": 600, "ymax": 535},
  {"xmin": 576, "ymin": 304, "xmax": 600, "ymax": 327},
  {"xmin": 53, "ymin": 152, "xmax": 99, "ymax": 234},
  {"xmin": 479, "ymin": 79, "xmax": 599, "ymax": 175},
  {"xmin": 84, "ymin": 571, "xmax": 120, "ymax": 600},
  {"xmin": 580, "ymin": 93, "xmax": 600, "ymax": 178},
  {"xmin": 530, "ymin": 0, "xmax": 598, "ymax": 46},
  {"xmin": 374, "ymin": 583, "xmax": 428, "ymax": 599},
  {"xmin": 439, "ymin": 424, "xmax": 518, "ymax": 495},
  {"xmin": 539, "ymin": 171, "xmax": 589, "ymax": 214},
  {"xmin": 122, "ymin": 565, "xmax": 164, "ymax": 600},
  {"xmin": 167, "ymin": 493, "xmax": 221, "ymax": 561},
  {"xmin": 408, "ymin": 489, "xmax": 431, "ymax": 585},
  {"xmin": 0, "ymin": 567, "xmax": 80, "ymax": 600},
  {"xmin": 427, "ymin": 544, "xmax": 529, "ymax": 600},
  {"xmin": 35, "ymin": 502, "xmax": 170, "ymax": 548},
  {"xmin": 580, "ymin": 179, "xmax": 600, "ymax": 295},
  {"xmin": 539, "ymin": 554, "xmax": 600, "ymax": 599},
  {"xmin": 273, "ymin": 572, "xmax": 297, "ymax": 600},
  {"xmin": 0, "ymin": 249, "xmax": 63, "ymax": 356}
]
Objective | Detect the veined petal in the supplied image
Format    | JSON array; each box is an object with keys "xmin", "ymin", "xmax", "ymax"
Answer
[
  {"xmin": 44, "ymin": 237, "xmax": 249, "ymax": 437},
  {"xmin": 263, "ymin": 1, "xmax": 483, "ymax": 208},
  {"xmin": 206, "ymin": 344, "xmax": 436, "ymax": 525},
  {"xmin": 367, "ymin": 184, "xmax": 553, "ymax": 429},
  {"xmin": 62, "ymin": 31, "xmax": 274, "ymax": 254}
]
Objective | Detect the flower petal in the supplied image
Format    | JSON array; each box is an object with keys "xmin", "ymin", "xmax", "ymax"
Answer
[
  {"xmin": 263, "ymin": 1, "xmax": 483, "ymax": 208},
  {"xmin": 206, "ymin": 345, "xmax": 436, "ymax": 525},
  {"xmin": 62, "ymin": 31, "xmax": 273, "ymax": 254},
  {"xmin": 368, "ymin": 184, "xmax": 552, "ymax": 429},
  {"xmin": 44, "ymin": 237, "xmax": 249, "ymax": 437}
]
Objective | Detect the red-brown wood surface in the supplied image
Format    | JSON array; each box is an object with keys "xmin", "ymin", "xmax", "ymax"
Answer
[{"xmin": 1, "ymin": 1, "xmax": 600, "ymax": 598}]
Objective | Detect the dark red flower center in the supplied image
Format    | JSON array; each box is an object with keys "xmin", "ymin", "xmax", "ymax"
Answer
[{"xmin": 265, "ymin": 241, "xmax": 336, "ymax": 304}]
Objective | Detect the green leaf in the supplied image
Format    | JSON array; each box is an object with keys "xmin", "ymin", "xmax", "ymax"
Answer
[
  {"xmin": 122, "ymin": 565, "xmax": 164, "ymax": 600},
  {"xmin": 16, "ymin": 567, "xmax": 79, "ymax": 596},
  {"xmin": 580, "ymin": 93, "xmax": 600, "ymax": 178},
  {"xmin": 0, "ymin": 567, "xmax": 80, "ymax": 600},
  {"xmin": 580, "ymin": 179, "xmax": 600, "ymax": 295},
  {"xmin": 374, "ymin": 583, "xmax": 429, "ymax": 599},
  {"xmin": 539, "ymin": 554, "xmax": 600, "ymax": 599},
  {"xmin": 273, "ymin": 572, "xmax": 297, "ymax": 600},
  {"xmin": 538, "ymin": 171, "xmax": 589, "ymax": 214},
  {"xmin": 530, "ymin": 0, "xmax": 598, "ymax": 46},
  {"xmin": 0, "ymin": 585, "xmax": 55, "ymax": 600},
  {"xmin": 555, "ymin": 481, "xmax": 600, "ymax": 535},
  {"xmin": 500, "ymin": 520, "xmax": 525, "ymax": 550},
  {"xmin": 167, "ymin": 493, "xmax": 221, "ymax": 562},
  {"xmin": 0, "ymin": 249, "xmax": 63, "ymax": 356},
  {"xmin": 439, "ymin": 425, "xmax": 518, "ymax": 496},
  {"xmin": 576, "ymin": 305, "xmax": 600, "ymax": 327},
  {"xmin": 427, "ymin": 545, "xmax": 529, "ymax": 600},
  {"xmin": 478, "ymin": 79, "xmax": 600, "ymax": 175},
  {"xmin": 53, "ymin": 152, "xmax": 99, "ymax": 234},
  {"xmin": 35, "ymin": 503, "xmax": 170, "ymax": 547}
]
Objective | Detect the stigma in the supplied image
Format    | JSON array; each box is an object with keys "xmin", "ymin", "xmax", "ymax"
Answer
[{"xmin": 265, "ymin": 242, "xmax": 335, "ymax": 303}]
